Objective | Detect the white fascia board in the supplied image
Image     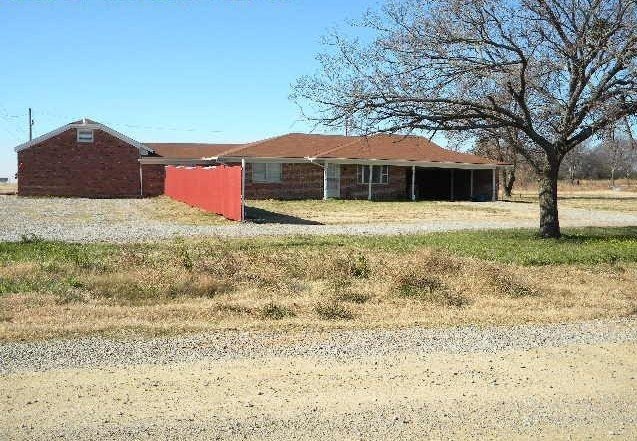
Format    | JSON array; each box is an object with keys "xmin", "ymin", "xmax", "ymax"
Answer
[
  {"xmin": 14, "ymin": 122, "xmax": 154, "ymax": 154},
  {"xmin": 138, "ymin": 157, "xmax": 219, "ymax": 166},
  {"xmin": 320, "ymin": 158, "xmax": 499, "ymax": 169},
  {"xmin": 220, "ymin": 156, "xmax": 498, "ymax": 169},
  {"xmin": 217, "ymin": 156, "xmax": 311, "ymax": 164}
]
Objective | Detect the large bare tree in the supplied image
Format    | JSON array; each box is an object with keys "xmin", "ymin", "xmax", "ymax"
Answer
[{"xmin": 292, "ymin": 0, "xmax": 637, "ymax": 237}]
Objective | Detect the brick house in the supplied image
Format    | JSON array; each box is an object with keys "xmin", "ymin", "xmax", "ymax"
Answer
[{"xmin": 15, "ymin": 119, "xmax": 503, "ymax": 201}]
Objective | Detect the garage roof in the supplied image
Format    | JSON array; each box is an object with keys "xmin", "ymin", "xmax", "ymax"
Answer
[{"xmin": 147, "ymin": 143, "xmax": 240, "ymax": 159}]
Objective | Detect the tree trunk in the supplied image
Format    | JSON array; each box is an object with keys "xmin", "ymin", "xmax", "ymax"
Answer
[
  {"xmin": 610, "ymin": 168, "xmax": 616, "ymax": 188},
  {"xmin": 538, "ymin": 166, "xmax": 560, "ymax": 239},
  {"xmin": 503, "ymin": 168, "xmax": 515, "ymax": 198}
]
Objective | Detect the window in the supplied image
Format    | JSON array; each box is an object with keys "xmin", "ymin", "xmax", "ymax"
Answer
[
  {"xmin": 358, "ymin": 165, "xmax": 389, "ymax": 184},
  {"xmin": 77, "ymin": 129, "xmax": 94, "ymax": 143},
  {"xmin": 252, "ymin": 162, "xmax": 282, "ymax": 183}
]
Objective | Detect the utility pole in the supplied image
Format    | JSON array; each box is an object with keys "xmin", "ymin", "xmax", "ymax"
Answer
[{"xmin": 28, "ymin": 108, "xmax": 33, "ymax": 141}]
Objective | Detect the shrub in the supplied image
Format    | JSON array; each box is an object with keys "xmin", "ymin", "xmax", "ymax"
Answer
[
  {"xmin": 20, "ymin": 233, "xmax": 43, "ymax": 244},
  {"xmin": 486, "ymin": 268, "xmax": 540, "ymax": 298},
  {"xmin": 314, "ymin": 302, "xmax": 355, "ymax": 320},
  {"xmin": 395, "ymin": 275, "xmax": 468, "ymax": 307},
  {"xmin": 261, "ymin": 302, "xmax": 296, "ymax": 320}
]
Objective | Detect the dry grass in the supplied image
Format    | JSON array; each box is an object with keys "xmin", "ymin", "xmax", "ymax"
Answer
[
  {"xmin": 247, "ymin": 199, "xmax": 530, "ymax": 224},
  {"xmin": 500, "ymin": 179, "xmax": 637, "ymax": 212},
  {"xmin": 1, "ymin": 234, "xmax": 636, "ymax": 341},
  {"xmin": 0, "ymin": 183, "xmax": 17, "ymax": 195},
  {"xmin": 136, "ymin": 196, "xmax": 232, "ymax": 225}
]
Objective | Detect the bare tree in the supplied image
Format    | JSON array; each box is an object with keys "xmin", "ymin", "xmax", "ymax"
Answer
[
  {"xmin": 471, "ymin": 127, "xmax": 526, "ymax": 198},
  {"xmin": 564, "ymin": 143, "xmax": 586, "ymax": 185},
  {"xmin": 292, "ymin": 0, "xmax": 637, "ymax": 238},
  {"xmin": 603, "ymin": 130, "xmax": 635, "ymax": 187}
]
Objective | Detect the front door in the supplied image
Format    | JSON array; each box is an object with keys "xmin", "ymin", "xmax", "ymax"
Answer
[{"xmin": 325, "ymin": 163, "xmax": 341, "ymax": 198}]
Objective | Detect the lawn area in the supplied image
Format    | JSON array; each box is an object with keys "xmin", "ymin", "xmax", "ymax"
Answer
[
  {"xmin": 246, "ymin": 199, "xmax": 531, "ymax": 224},
  {"xmin": 1, "ymin": 227, "xmax": 636, "ymax": 341}
]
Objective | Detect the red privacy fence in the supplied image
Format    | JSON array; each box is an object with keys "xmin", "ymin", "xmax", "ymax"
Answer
[{"xmin": 165, "ymin": 165, "xmax": 243, "ymax": 221}]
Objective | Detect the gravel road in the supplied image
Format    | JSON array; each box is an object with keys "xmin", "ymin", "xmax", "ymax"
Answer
[
  {"xmin": 2, "ymin": 319, "xmax": 636, "ymax": 439},
  {"xmin": 2, "ymin": 195, "xmax": 637, "ymax": 242}
]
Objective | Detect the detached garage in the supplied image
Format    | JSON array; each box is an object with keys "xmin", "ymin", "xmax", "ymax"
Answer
[{"xmin": 15, "ymin": 119, "xmax": 165, "ymax": 198}]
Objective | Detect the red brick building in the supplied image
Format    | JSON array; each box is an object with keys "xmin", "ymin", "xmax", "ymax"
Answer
[{"xmin": 16, "ymin": 119, "xmax": 503, "ymax": 201}]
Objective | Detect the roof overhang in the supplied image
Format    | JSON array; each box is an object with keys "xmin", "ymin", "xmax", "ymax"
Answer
[
  {"xmin": 140, "ymin": 155, "xmax": 503, "ymax": 169},
  {"xmin": 14, "ymin": 121, "xmax": 154, "ymax": 154}
]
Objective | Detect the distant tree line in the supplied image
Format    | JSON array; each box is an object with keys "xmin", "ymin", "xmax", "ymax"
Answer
[{"xmin": 473, "ymin": 130, "xmax": 637, "ymax": 191}]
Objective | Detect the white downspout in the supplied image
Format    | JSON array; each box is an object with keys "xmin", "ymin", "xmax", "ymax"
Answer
[{"xmin": 323, "ymin": 162, "xmax": 329, "ymax": 200}]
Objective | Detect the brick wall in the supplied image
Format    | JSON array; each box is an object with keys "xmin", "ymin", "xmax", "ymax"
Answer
[
  {"xmin": 243, "ymin": 163, "xmax": 411, "ymax": 201},
  {"xmin": 17, "ymin": 128, "xmax": 161, "ymax": 198},
  {"xmin": 141, "ymin": 165, "xmax": 165, "ymax": 197},
  {"xmin": 243, "ymin": 162, "xmax": 323, "ymax": 200},
  {"xmin": 340, "ymin": 164, "xmax": 408, "ymax": 200}
]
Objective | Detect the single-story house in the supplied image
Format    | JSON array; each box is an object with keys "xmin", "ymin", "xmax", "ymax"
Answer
[{"xmin": 15, "ymin": 118, "xmax": 505, "ymax": 201}]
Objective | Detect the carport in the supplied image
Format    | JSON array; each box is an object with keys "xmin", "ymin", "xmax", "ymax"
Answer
[{"xmin": 406, "ymin": 166, "xmax": 497, "ymax": 201}]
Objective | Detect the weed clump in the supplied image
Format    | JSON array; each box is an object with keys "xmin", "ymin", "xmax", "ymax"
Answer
[
  {"xmin": 332, "ymin": 253, "xmax": 371, "ymax": 279},
  {"xmin": 395, "ymin": 274, "xmax": 468, "ymax": 307},
  {"xmin": 261, "ymin": 302, "xmax": 296, "ymax": 320},
  {"xmin": 314, "ymin": 302, "xmax": 355, "ymax": 320}
]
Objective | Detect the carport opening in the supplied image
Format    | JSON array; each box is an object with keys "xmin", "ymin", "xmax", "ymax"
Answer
[{"xmin": 406, "ymin": 167, "xmax": 494, "ymax": 201}]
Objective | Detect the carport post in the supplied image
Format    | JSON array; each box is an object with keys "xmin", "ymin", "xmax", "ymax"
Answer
[
  {"xmin": 139, "ymin": 164, "xmax": 144, "ymax": 197},
  {"xmin": 492, "ymin": 168, "xmax": 497, "ymax": 201},
  {"xmin": 323, "ymin": 162, "xmax": 328, "ymax": 200},
  {"xmin": 470, "ymin": 170, "xmax": 474, "ymax": 199},
  {"xmin": 411, "ymin": 166, "xmax": 416, "ymax": 201},
  {"xmin": 241, "ymin": 158, "xmax": 246, "ymax": 221},
  {"xmin": 368, "ymin": 165, "xmax": 373, "ymax": 201}
]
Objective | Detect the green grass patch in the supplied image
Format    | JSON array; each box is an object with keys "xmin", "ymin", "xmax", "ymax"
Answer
[{"xmin": 1, "ymin": 227, "xmax": 636, "ymax": 268}]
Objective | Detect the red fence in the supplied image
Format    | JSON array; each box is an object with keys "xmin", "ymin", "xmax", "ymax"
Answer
[{"xmin": 165, "ymin": 165, "xmax": 243, "ymax": 221}]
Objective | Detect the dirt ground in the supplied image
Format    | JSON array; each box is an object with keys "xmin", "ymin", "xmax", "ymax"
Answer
[{"xmin": 2, "ymin": 320, "xmax": 636, "ymax": 440}]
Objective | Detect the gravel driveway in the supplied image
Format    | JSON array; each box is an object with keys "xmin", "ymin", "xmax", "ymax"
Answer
[
  {"xmin": 2, "ymin": 319, "xmax": 636, "ymax": 439},
  {"xmin": 2, "ymin": 195, "xmax": 637, "ymax": 242}
]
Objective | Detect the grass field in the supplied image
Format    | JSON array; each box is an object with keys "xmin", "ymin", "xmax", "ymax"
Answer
[
  {"xmin": 1, "ymin": 227, "xmax": 636, "ymax": 341},
  {"xmin": 0, "ymin": 183, "xmax": 16, "ymax": 195}
]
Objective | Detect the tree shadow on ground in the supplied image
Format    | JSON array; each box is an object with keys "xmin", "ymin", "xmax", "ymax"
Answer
[{"xmin": 245, "ymin": 206, "xmax": 324, "ymax": 225}]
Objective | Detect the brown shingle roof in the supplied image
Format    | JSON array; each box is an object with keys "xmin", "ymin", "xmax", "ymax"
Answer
[
  {"xmin": 216, "ymin": 133, "xmax": 497, "ymax": 165},
  {"xmin": 219, "ymin": 133, "xmax": 356, "ymax": 159},
  {"xmin": 146, "ymin": 143, "xmax": 240, "ymax": 159},
  {"xmin": 319, "ymin": 134, "xmax": 495, "ymax": 164}
]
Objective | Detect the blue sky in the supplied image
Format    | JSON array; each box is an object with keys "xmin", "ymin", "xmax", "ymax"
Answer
[{"xmin": 0, "ymin": 0, "xmax": 386, "ymax": 179}]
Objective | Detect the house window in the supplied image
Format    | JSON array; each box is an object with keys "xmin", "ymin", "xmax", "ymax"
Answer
[
  {"xmin": 358, "ymin": 165, "xmax": 389, "ymax": 184},
  {"xmin": 77, "ymin": 129, "xmax": 94, "ymax": 143},
  {"xmin": 252, "ymin": 162, "xmax": 282, "ymax": 183}
]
